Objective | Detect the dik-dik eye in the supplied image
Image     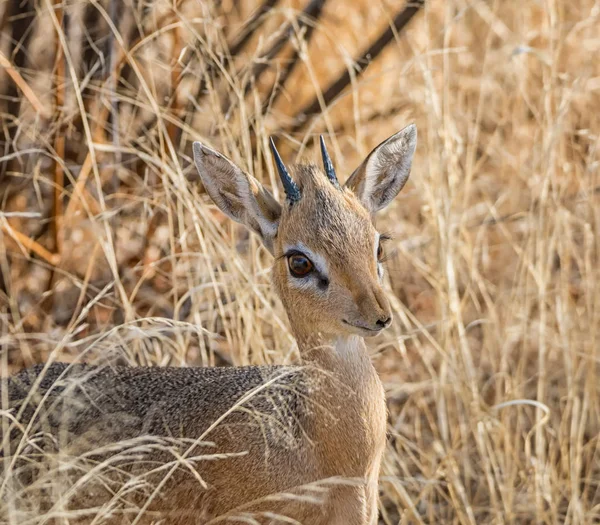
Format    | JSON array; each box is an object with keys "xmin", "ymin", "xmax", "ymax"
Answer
[
  {"xmin": 377, "ymin": 242, "xmax": 384, "ymax": 261},
  {"xmin": 288, "ymin": 254, "xmax": 314, "ymax": 278}
]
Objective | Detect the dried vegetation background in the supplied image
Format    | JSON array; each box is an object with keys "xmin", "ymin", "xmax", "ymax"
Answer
[{"xmin": 1, "ymin": 0, "xmax": 599, "ymax": 523}]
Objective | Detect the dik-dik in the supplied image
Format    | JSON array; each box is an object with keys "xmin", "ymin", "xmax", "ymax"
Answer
[{"xmin": 3, "ymin": 125, "xmax": 417, "ymax": 524}]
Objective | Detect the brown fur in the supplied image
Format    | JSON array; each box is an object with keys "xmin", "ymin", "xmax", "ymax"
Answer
[{"xmin": 2, "ymin": 126, "xmax": 416, "ymax": 524}]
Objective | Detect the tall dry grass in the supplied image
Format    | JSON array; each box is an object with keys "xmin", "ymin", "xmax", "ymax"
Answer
[{"xmin": 0, "ymin": 0, "xmax": 599, "ymax": 523}]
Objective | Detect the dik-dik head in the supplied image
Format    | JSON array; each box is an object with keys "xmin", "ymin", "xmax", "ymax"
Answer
[{"xmin": 193, "ymin": 125, "xmax": 416, "ymax": 339}]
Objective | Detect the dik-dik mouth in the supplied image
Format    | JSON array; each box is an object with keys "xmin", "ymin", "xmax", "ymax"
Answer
[{"xmin": 342, "ymin": 319, "xmax": 385, "ymax": 334}]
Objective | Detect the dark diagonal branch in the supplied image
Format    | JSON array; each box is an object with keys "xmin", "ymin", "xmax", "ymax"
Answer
[
  {"xmin": 229, "ymin": 0, "xmax": 279, "ymax": 57},
  {"xmin": 260, "ymin": 2, "xmax": 325, "ymax": 115},
  {"xmin": 190, "ymin": 0, "xmax": 281, "ymax": 110},
  {"xmin": 241, "ymin": 0, "xmax": 326, "ymax": 98},
  {"xmin": 288, "ymin": 0, "xmax": 425, "ymax": 134}
]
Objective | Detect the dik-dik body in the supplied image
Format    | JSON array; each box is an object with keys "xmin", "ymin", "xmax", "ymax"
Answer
[{"xmin": 3, "ymin": 125, "xmax": 417, "ymax": 524}]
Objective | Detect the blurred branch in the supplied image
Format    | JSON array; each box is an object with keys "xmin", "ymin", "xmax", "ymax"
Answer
[
  {"xmin": 168, "ymin": 24, "xmax": 183, "ymax": 145},
  {"xmin": 1, "ymin": 0, "xmax": 35, "ymax": 183},
  {"xmin": 220, "ymin": 0, "xmax": 326, "ymax": 122},
  {"xmin": 0, "ymin": 51, "xmax": 51, "ymax": 119},
  {"xmin": 260, "ymin": 2, "xmax": 325, "ymax": 115},
  {"xmin": 288, "ymin": 0, "xmax": 425, "ymax": 134},
  {"xmin": 241, "ymin": 0, "xmax": 326, "ymax": 98},
  {"xmin": 229, "ymin": 0, "xmax": 280, "ymax": 56},
  {"xmin": 109, "ymin": 0, "xmax": 122, "ymax": 167},
  {"xmin": 52, "ymin": 0, "xmax": 66, "ymax": 258},
  {"xmin": 191, "ymin": 0, "xmax": 281, "ymax": 107},
  {"xmin": 0, "ymin": 220, "xmax": 60, "ymax": 266}
]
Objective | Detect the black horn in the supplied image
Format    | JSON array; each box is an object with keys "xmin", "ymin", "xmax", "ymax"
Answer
[
  {"xmin": 270, "ymin": 137, "xmax": 301, "ymax": 204},
  {"xmin": 319, "ymin": 135, "xmax": 340, "ymax": 188}
]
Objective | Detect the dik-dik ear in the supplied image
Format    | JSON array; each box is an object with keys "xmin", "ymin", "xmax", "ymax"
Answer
[
  {"xmin": 193, "ymin": 142, "xmax": 282, "ymax": 253},
  {"xmin": 345, "ymin": 124, "xmax": 417, "ymax": 213}
]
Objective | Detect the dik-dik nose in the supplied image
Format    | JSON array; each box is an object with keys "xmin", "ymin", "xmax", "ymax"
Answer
[
  {"xmin": 372, "ymin": 287, "xmax": 392, "ymax": 328},
  {"xmin": 375, "ymin": 315, "xmax": 392, "ymax": 329},
  {"xmin": 354, "ymin": 284, "xmax": 392, "ymax": 331}
]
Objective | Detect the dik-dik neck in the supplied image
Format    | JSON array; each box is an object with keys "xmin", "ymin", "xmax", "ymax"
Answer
[
  {"xmin": 292, "ymin": 330, "xmax": 383, "ymax": 400},
  {"xmin": 291, "ymin": 330, "xmax": 387, "ymax": 477},
  {"xmin": 294, "ymin": 329, "xmax": 366, "ymax": 363}
]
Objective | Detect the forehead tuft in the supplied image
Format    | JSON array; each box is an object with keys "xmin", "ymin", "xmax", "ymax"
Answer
[{"xmin": 279, "ymin": 164, "xmax": 374, "ymax": 260}]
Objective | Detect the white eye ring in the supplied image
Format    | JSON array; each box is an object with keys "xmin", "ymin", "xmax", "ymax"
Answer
[{"xmin": 283, "ymin": 243, "xmax": 328, "ymax": 277}]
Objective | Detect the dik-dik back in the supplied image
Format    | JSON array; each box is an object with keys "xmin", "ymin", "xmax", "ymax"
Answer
[
  {"xmin": 3, "ymin": 354, "xmax": 370, "ymax": 523},
  {"xmin": 5, "ymin": 362, "xmax": 321, "ymax": 522},
  {"xmin": 2, "ymin": 125, "xmax": 417, "ymax": 524}
]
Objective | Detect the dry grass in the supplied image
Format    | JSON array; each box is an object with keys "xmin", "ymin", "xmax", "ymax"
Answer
[{"xmin": 1, "ymin": 0, "xmax": 599, "ymax": 523}]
